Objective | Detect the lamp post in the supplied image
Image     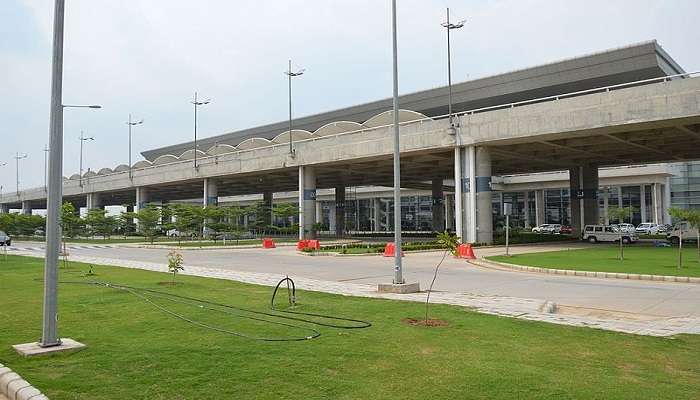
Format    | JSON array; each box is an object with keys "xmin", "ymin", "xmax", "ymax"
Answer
[
  {"xmin": 126, "ymin": 114, "xmax": 144, "ymax": 179},
  {"xmin": 43, "ymin": 145, "xmax": 49, "ymax": 191},
  {"xmin": 79, "ymin": 131, "xmax": 94, "ymax": 187},
  {"xmin": 391, "ymin": 0, "xmax": 403, "ymax": 284},
  {"xmin": 14, "ymin": 152, "xmax": 28, "ymax": 195},
  {"xmin": 284, "ymin": 60, "xmax": 305, "ymax": 157},
  {"xmin": 35, "ymin": 0, "xmax": 100, "ymax": 350},
  {"xmin": 191, "ymin": 92, "xmax": 211, "ymax": 170},
  {"xmin": 441, "ymin": 8, "xmax": 465, "ymax": 128}
]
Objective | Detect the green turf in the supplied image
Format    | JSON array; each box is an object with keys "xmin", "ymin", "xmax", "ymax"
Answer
[
  {"xmin": 1, "ymin": 255, "xmax": 699, "ymax": 399},
  {"xmin": 489, "ymin": 245, "xmax": 700, "ymax": 277}
]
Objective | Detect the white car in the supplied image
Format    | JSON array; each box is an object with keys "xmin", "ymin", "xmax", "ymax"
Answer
[
  {"xmin": 0, "ymin": 231, "xmax": 11, "ymax": 246},
  {"xmin": 583, "ymin": 225, "xmax": 638, "ymax": 244},
  {"xmin": 635, "ymin": 223, "xmax": 659, "ymax": 235},
  {"xmin": 531, "ymin": 224, "xmax": 560, "ymax": 234},
  {"xmin": 614, "ymin": 223, "xmax": 636, "ymax": 234},
  {"xmin": 666, "ymin": 222, "xmax": 699, "ymax": 245}
]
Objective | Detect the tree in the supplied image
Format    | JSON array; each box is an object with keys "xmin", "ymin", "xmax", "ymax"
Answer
[
  {"xmin": 668, "ymin": 207, "xmax": 700, "ymax": 269},
  {"xmin": 686, "ymin": 209, "xmax": 700, "ymax": 264},
  {"xmin": 60, "ymin": 202, "xmax": 81, "ymax": 239},
  {"xmin": 170, "ymin": 204, "xmax": 198, "ymax": 243},
  {"xmin": 85, "ymin": 209, "xmax": 117, "ymax": 239},
  {"xmin": 273, "ymin": 203, "xmax": 298, "ymax": 228},
  {"xmin": 607, "ymin": 206, "xmax": 636, "ymax": 261},
  {"xmin": 167, "ymin": 251, "xmax": 184, "ymax": 284},
  {"xmin": 117, "ymin": 208, "xmax": 136, "ymax": 238},
  {"xmin": 135, "ymin": 205, "xmax": 161, "ymax": 244}
]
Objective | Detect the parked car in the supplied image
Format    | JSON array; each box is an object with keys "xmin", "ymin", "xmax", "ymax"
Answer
[
  {"xmin": 166, "ymin": 229, "xmax": 197, "ymax": 238},
  {"xmin": 531, "ymin": 224, "xmax": 552, "ymax": 233},
  {"xmin": 582, "ymin": 225, "xmax": 638, "ymax": 244},
  {"xmin": 656, "ymin": 224, "xmax": 671, "ymax": 233},
  {"xmin": 0, "ymin": 231, "xmax": 11, "ymax": 246},
  {"xmin": 635, "ymin": 223, "xmax": 659, "ymax": 235},
  {"xmin": 666, "ymin": 222, "xmax": 700, "ymax": 245},
  {"xmin": 559, "ymin": 225, "xmax": 573, "ymax": 234},
  {"xmin": 615, "ymin": 223, "xmax": 636, "ymax": 234},
  {"xmin": 531, "ymin": 224, "xmax": 561, "ymax": 234}
]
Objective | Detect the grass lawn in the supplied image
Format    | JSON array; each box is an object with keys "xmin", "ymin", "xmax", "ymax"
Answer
[
  {"xmin": 1, "ymin": 255, "xmax": 699, "ymax": 399},
  {"xmin": 489, "ymin": 245, "xmax": 700, "ymax": 277}
]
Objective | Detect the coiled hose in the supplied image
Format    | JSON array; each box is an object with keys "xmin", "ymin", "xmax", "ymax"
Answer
[{"xmin": 60, "ymin": 276, "xmax": 370, "ymax": 342}]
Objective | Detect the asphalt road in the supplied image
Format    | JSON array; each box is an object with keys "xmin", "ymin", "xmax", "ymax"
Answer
[{"xmin": 10, "ymin": 241, "xmax": 700, "ymax": 318}]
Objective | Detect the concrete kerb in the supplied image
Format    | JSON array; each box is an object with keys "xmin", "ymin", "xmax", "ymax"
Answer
[
  {"xmin": 0, "ymin": 363, "xmax": 48, "ymax": 400},
  {"xmin": 297, "ymin": 248, "xmax": 448, "ymax": 257},
  {"xmin": 472, "ymin": 258, "xmax": 700, "ymax": 284},
  {"xmin": 132, "ymin": 239, "xmax": 360, "ymax": 251}
]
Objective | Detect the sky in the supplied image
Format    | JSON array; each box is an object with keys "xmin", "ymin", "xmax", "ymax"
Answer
[{"xmin": 1, "ymin": 0, "xmax": 700, "ymax": 196}]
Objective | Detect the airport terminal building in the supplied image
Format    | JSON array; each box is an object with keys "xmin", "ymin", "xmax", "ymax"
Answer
[{"xmin": 2, "ymin": 40, "xmax": 700, "ymax": 242}]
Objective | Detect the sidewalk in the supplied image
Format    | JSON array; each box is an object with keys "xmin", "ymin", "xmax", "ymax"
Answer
[{"xmin": 11, "ymin": 249, "xmax": 700, "ymax": 338}]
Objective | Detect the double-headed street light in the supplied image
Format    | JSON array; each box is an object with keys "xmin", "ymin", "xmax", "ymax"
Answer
[
  {"xmin": 284, "ymin": 60, "xmax": 305, "ymax": 157},
  {"xmin": 79, "ymin": 131, "xmax": 94, "ymax": 186},
  {"xmin": 14, "ymin": 152, "xmax": 28, "ymax": 195},
  {"xmin": 126, "ymin": 114, "xmax": 144, "ymax": 179},
  {"xmin": 441, "ymin": 8, "xmax": 465, "ymax": 129},
  {"xmin": 191, "ymin": 92, "xmax": 211, "ymax": 170}
]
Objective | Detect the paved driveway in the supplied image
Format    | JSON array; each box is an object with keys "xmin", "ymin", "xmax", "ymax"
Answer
[{"xmin": 10, "ymin": 241, "xmax": 700, "ymax": 318}]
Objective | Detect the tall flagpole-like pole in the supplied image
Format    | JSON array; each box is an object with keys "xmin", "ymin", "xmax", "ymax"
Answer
[
  {"xmin": 41, "ymin": 0, "xmax": 65, "ymax": 347},
  {"xmin": 391, "ymin": 0, "xmax": 403, "ymax": 284}
]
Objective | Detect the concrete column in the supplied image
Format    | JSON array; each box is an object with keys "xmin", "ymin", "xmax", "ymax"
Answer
[
  {"xmin": 373, "ymin": 198, "xmax": 381, "ymax": 232},
  {"xmin": 444, "ymin": 194, "xmax": 454, "ymax": 231},
  {"xmin": 335, "ymin": 186, "xmax": 345, "ymax": 237},
  {"xmin": 603, "ymin": 189, "xmax": 609, "ymax": 225},
  {"xmin": 135, "ymin": 187, "xmax": 149, "ymax": 213},
  {"xmin": 203, "ymin": 179, "xmax": 218, "ymax": 236},
  {"xmin": 523, "ymin": 191, "xmax": 531, "ymax": 228},
  {"xmin": 664, "ymin": 178, "xmax": 672, "ymax": 225},
  {"xmin": 21, "ymin": 201, "xmax": 32, "ymax": 215},
  {"xmin": 431, "ymin": 178, "xmax": 445, "ymax": 232},
  {"xmin": 86, "ymin": 192, "xmax": 102, "ymax": 210},
  {"xmin": 455, "ymin": 146, "xmax": 479, "ymax": 243},
  {"xmin": 298, "ymin": 166, "xmax": 316, "ymax": 239},
  {"xmin": 475, "ymin": 147, "xmax": 492, "ymax": 244},
  {"xmin": 569, "ymin": 165, "xmax": 599, "ymax": 235},
  {"xmin": 640, "ymin": 184, "xmax": 647, "ymax": 223},
  {"xmin": 315, "ymin": 201, "xmax": 322, "ymax": 230},
  {"xmin": 617, "ymin": 186, "xmax": 623, "ymax": 208},
  {"xmin": 535, "ymin": 189, "xmax": 545, "ymax": 226},
  {"xmin": 263, "ymin": 191, "xmax": 273, "ymax": 226},
  {"xmin": 652, "ymin": 183, "xmax": 664, "ymax": 225}
]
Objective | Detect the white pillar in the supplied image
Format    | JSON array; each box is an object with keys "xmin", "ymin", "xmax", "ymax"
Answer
[
  {"xmin": 21, "ymin": 201, "xmax": 32, "ymax": 215},
  {"xmin": 640, "ymin": 184, "xmax": 647, "ymax": 223},
  {"xmin": 535, "ymin": 189, "xmax": 545, "ymax": 226},
  {"xmin": 523, "ymin": 191, "xmax": 531, "ymax": 228},
  {"xmin": 86, "ymin": 192, "xmax": 102, "ymax": 210},
  {"xmin": 664, "ymin": 178, "xmax": 672, "ymax": 225},
  {"xmin": 475, "ymin": 146, "xmax": 492, "ymax": 244},
  {"xmin": 453, "ymin": 147, "xmax": 464, "ymax": 241},
  {"xmin": 299, "ymin": 166, "xmax": 316, "ymax": 239},
  {"xmin": 135, "ymin": 187, "xmax": 149, "ymax": 213},
  {"xmin": 617, "ymin": 186, "xmax": 623, "ymax": 208},
  {"xmin": 603, "ymin": 189, "xmax": 609, "ymax": 225},
  {"xmin": 373, "ymin": 198, "xmax": 382, "ymax": 232},
  {"xmin": 444, "ymin": 194, "xmax": 454, "ymax": 231}
]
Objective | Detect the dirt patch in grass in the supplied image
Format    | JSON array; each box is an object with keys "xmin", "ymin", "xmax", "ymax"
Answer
[
  {"xmin": 157, "ymin": 281, "xmax": 183, "ymax": 286},
  {"xmin": 403, "ymin": 318, "xmax": 449, "ymax": 327}
]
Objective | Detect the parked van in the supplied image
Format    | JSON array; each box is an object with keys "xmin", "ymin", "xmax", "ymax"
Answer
[
  {"xmin": 582, "ymin": 225, "xmax": 638, "ymax": 244},
  {"xmin": 666, "ymin": 222, "xmax": 700, "ymax": 245}
]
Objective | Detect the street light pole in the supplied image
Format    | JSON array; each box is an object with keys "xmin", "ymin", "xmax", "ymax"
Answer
[
  {"xmin": 391, "ymin": 0, "xmax": 403, "ymax": 284},
  {"xmin": 41, "ymin": 0, "xmax": 66, "ymax": 348},
  {"xmin": 79, "ymin": 131, "xmax": 95, "ymax": 187},
  {"xmin": 126, "ymin": 114, "xmax": 144, "ymax": 179},
  {"xmin": 14, "ymin": 152, "xmax": 28, "ymax": 195},
  {"xmin": 191, "ymin": 92, "xmax": 211, "ymax": 170},
  {"xmin": 441, "ymin": 8, "xmax": 465, "ymax": 128},
  {"xmin": 284, "ymin": 60, "xmax": 305, "ymax": 157}
]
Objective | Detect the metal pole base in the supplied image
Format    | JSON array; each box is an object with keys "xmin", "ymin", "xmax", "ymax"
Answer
[{"xmin": 14, "ymin": 338, "xmax": 86, "ymax": 357}]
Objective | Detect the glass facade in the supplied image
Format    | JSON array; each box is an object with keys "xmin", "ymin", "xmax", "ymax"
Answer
[{"xmin": 671, "ymin": 161, "xmax": 700, "ymax": 210}]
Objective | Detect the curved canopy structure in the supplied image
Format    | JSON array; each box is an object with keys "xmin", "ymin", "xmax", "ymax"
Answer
[
  {"xmin": 179, "ymin": 149, "xmax": 207, "ymax": 160},
  {"xmin": 314, "ymin": 121, "xmax": 364, "ymax": 137},
  {"xmin": 363, "ymin": 109, "xmax": 429, "ymax": 128},
  {"xmin": 206, "ymin": 144, "xmax": 237, "ymax": 155},
  {"xmin": 97, "ymin": 168, "xmax": 113, "ymax": 175},
  {"xmin": 83, "ymin": 171, "xmax": 97, "ymax": 178},
  {"xmin": 153, "ymin": 155, "xmax": 180, "ymax": 165},
  {"xmin": 132, "ymin": 160, "xmax": 153, "ymax": 169},
  {"xmin": 69, "ymin": 174, "xmax": 81, "ymax": 180},
  {"xmin": 114, "ymin": 164, "xmax": 130, "ymax": 172},
  {"xmin": 271, "ymin": 130, "xmax": 313, "ymax": 144},
  {"xmin": 236, "ymin": 137, "xmax": 271, "ymax": 150}
]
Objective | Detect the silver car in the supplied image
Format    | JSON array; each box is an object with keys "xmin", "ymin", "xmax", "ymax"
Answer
[{"xmin": 0, "ymin": 231, "xmax": 11, "ymax": 246}]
